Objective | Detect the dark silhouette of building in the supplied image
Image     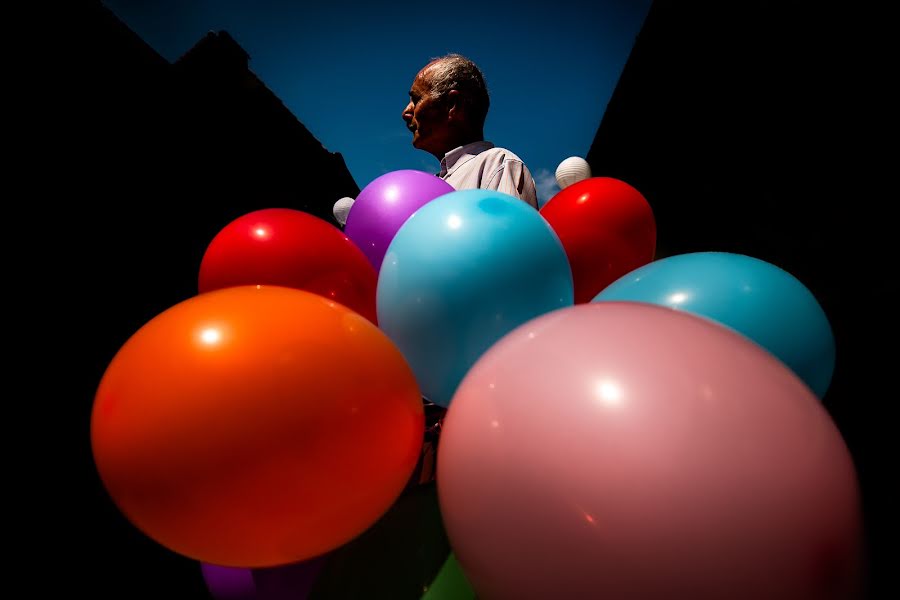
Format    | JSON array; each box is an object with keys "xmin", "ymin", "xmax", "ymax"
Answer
[
  {"xmin": 59, "ymin": 0, "xmax": 358, "ymax": 223},
  {"xmin": 50, "ymin": 1, "xmax": 360, "ymax": 323},
  {"xmin": 168, "ymin": 29, "xmax": 360, "ymax": 223},
  {"xmin": 37, "ymin": 2, "xmax": 361, "ymax": 598},
  {"xmin": 588, "ymin": 2, "xmax": 885, "ymax": 598}
]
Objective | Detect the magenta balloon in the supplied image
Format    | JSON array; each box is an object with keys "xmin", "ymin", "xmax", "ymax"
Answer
[
  {"xmin": 201, "ymin": 563, "xmax": 256, "ymax": 600},
  {"xmin": 437, "ymin": 302, "xmax": 863, "ymax": 600},
  {"xmin": 344, "ymin": 170, "xmax": 455, "ymax": 271},
  {"xmin": 201, "ymin": 556, "xmax": 327, "ymax": 600}
]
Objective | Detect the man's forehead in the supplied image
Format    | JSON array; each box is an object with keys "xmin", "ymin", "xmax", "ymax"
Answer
[{"xmin": 410, "ymin": 68, "xmax": 434, "ymax": 93}]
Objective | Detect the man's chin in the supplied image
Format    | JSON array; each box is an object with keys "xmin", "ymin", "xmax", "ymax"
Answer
[{"xmin": 413, "ymin": 139, "xmax": 435, "ymax": 155}]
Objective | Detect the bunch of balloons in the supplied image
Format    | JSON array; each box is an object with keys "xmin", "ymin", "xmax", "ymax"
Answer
[{"xmin": 91, "ymin": 167, "xmax": 859, "ymax": 599}]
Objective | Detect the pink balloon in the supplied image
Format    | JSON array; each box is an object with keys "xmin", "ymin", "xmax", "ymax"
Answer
[{"xmin": 437, "ymin": 303, "xmax": 863, "ymax": 600}]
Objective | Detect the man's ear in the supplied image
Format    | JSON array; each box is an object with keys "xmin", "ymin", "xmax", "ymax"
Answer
[{"xmin": 446, "ymin": 89, "xmax": 462, "ymax": 120}]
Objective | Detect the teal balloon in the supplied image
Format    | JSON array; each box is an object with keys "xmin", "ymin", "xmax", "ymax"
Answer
[
  {"xmin": 593, "ymin": 252, "xmax": 835, "ymax": 398},
  {"xmin": 377, "ymin": 189, "xmax": 574, "ymax": 407}
]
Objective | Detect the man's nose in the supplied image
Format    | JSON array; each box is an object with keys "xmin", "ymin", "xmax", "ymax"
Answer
[{"xmin": 402, "ymin": 102, "xmax": 413, "ymax": 121}]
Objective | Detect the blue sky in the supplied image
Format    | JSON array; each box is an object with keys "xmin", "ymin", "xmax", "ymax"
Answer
[{"xmin": 101, "ymin": 0, "xmax": 652, "ymax": 207}]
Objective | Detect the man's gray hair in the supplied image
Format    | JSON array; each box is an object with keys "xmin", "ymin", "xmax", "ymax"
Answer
[{"xmin": 427, "ymin": 53, "xmax": 490, "ymax": 126}]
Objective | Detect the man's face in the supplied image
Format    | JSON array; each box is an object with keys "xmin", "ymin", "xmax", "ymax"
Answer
[{"xmin": 402, "ymin": 65, "xmax": 453, "ymax": 157}]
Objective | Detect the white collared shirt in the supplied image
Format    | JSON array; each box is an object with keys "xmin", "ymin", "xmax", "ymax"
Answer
[{"xmin": 438, "ymin": 141, "xmax": 538, "ymax": 208}]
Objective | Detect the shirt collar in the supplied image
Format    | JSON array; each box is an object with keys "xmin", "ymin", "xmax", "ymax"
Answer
[{"xmin": 439, "ymin": 141, "xmax": 495, "ymax": 177}]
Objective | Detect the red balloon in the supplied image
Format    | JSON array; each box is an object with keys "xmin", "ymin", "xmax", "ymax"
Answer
[
  {"xmin": 540, "ymin": 177, "xmax": 656, "ymax": 303},
  {"xmin": 199, "ymin": 208, "xmax": 378, "ymax": 323}
]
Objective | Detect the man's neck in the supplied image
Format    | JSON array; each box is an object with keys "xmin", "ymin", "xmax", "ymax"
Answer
[{"xmin": 434, "ymin": 132, "xmax": 484, "ymax": 160}]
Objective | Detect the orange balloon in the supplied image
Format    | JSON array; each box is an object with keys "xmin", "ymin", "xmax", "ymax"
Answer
[{"xmin": 91, "ymin": 285, "xmax": 424, "ymax": 567}]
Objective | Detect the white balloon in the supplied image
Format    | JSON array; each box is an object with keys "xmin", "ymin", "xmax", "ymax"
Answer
[
  {"xmin": 333, "ymin": 197, "xmax": 355, "ymax": 226},
  {"xmin": 555, "ymin": 156, "xmax": 592, "ymax": 189}
]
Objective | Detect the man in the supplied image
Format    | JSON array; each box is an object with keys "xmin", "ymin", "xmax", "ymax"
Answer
[
  {"xmin": 392, "ymin": 54, "xmax": 541, "ymax": 488},
  {"xmin": 333, "ymin": 53, "xmax": 537, "ymax": 226},
  {"xmin": 402, "ymin": 53, "xmax": 538, "ymax": 208}
]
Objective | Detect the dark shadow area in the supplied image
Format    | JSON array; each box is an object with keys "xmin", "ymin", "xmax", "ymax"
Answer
[
  {"xmin": 589, "ymin": 1, "xmax": 886, "ymax": 598},
  {"xmin": 34, "ymin": 1, "xmax": 359, "ymax": 598}
]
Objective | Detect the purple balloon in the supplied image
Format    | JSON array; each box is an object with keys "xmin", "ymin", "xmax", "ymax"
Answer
[
  {"xmin": 254, "ymin": 557, "xmax": 326, "ymax": 600},
  {"xmin": 201, "ymin": 563, "xmax": 256, "ymax": 600},
  {"xmin": 201, "ymin": 556, "xmax": 327, "ymax": 600},
  {"xmin": 345, "ymin": 169, "xmax": 455, "ymax": 271}
]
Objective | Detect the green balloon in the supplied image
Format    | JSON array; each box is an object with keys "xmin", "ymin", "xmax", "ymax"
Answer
[{"xmin": 422, "ymin": 554, "xmax": 476, "ymax": 600}]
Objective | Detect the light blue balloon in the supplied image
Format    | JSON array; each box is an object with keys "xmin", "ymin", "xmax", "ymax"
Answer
[
  {"xmin": 377, "ymin": 189, "xmax": 574, "ymax": 407},
  {"xmin": 592, "ymin": 252, "xmax": 835, "ymax": 398}
]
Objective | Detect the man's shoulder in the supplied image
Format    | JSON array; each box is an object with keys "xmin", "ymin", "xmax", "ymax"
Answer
[{"xmin": 478, "ymin": 143, "xmax": 526, "ymax": 165}]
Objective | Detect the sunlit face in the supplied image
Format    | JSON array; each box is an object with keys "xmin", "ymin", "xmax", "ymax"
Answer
[{"xmin": 401, "ymin": 64, "xmax": 453, "ymax": 158}]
